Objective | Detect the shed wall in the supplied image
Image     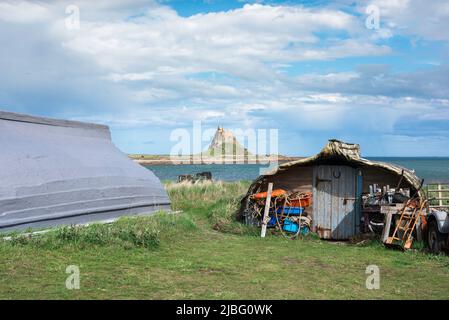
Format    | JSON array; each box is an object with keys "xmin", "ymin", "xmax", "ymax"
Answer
[
  {"xmin": 263, "ymin": 166, "xmax": 313, "ymax": 193},
  {"xmin": 361, "ymin": 166, "xmax": 414, "ymax": 192}
]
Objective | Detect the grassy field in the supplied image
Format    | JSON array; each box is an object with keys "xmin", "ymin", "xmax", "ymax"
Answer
[
  {"xmin": 128, "ymin": 154, "xmax": 170, "ymax": 160},
  {"xmin": 0, "ymin": 181, "xmax": 448, "ymax": 299}
]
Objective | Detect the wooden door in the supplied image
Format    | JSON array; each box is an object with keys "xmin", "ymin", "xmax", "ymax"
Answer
[{"xmin": 313, "ymin": 165, "xmax": 359, "ymax": 239}]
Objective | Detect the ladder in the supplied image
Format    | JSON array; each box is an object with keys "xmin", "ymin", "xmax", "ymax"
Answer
[{"xmin": 385, "ymin": 198, "xmax": 427, "ymax": 249}]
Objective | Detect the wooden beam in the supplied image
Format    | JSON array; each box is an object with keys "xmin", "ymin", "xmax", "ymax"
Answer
[
  {"xmin": 416, "ymin": 216, "xmax": 422, "ymax": 242},
  {"xmin": 260, "ymin": 182, "xmax": 273, "ymax": 238},
  {"xmin": 381, "ymin": 211, "xmax": 393, "ymax": 243},
  {"xmin": 380, "ymin": 204, "xmax": 404, "ymax": 215},
  {"xmin": 427, "ymin": 189, "xmax": 449, "ymax": 193}
]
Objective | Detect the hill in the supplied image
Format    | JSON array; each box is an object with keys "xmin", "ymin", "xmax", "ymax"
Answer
[{"xmin": 202, "ymin": 126, "xmax": 251, "ymax": 157}]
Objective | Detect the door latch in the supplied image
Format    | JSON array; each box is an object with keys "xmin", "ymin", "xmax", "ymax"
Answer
[{"xmin": 315, "ymin": 177, "xmax": 331, "ymax": 185}]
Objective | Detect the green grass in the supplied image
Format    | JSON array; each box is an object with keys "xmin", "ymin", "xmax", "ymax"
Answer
[
  {"xmin": 201, "ymin": 142, "xmax": 251, "ymax": 157},
  {"xmin": 128, "ymin": 154, "xmax": 170, "ymax": 160},
  {"xmin": 0, "ymin": 181, "xmax": 448, "ymax": 299}
]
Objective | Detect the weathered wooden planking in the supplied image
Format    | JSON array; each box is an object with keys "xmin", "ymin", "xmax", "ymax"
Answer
[
  {"xmin": 379, "ymin": 204, "xmax": 427, "ymax": 217},
  {"xmin": 381, "ymin": 211, "xmax": 393, "ymax": 243},
  {"xmin": 265, "ymin": 166, "xmax": 313, "ymax": 193},
  {"xmin": 313, "ymin": 165, "xmax": 357, "ymax": 240},
  {"xmin": 380, "ymin": 204, "xmax": 405, "ymax": 215},
  {"xmin": 361, "ymin": 166, "xmax": 414, "ymax": 192},
  {"xmin": 260, "ymin": 183, "xmax": 273, "ymax": 238}
]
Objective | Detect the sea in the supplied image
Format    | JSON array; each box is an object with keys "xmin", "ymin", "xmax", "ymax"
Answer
[{"xmin": 144, "ymin": 157, "xmax": 449, "ymax": 183}]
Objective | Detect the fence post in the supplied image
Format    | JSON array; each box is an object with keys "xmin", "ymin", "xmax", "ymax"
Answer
[
  {"xmin": 438, "ymin": 184, "xmax": 443, "ymax": 207},
  {"xmin": 260, "ymin": 183, "xmax": 273, "ymax": 238}
]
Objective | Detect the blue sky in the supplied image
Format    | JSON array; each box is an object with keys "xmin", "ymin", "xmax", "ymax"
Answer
[{"xmin": 0, "ymin": 0, "xmax": 448, "ymax": 156}]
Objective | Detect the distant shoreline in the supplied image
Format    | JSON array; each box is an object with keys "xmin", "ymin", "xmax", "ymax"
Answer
[{"xmin": 129, "ymin": 155, "xmax": 304, "ymax": 165}]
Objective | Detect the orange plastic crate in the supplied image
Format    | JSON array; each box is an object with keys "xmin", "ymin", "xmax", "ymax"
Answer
[
  {"xmin": 252, "ymin": 189, "xmax": 287, "ymax": 199},
  {"xmin": 289, "ymin": 193, "xmax": 312, "ymax": 207}
]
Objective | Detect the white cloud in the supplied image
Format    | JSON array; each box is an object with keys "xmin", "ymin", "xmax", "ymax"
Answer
[
  {"xmin": 56, "ymin": 3, "xmax": 382, "ymax": 77},
  {"xmin": 0, "ymin": 0, "xmax": 448, "ymax": 155},
  {"xmin": 364, "ymin": 0, "xmax": 449, "ymax": 41},
  {"xmin": 0, "ymin": 1, "xmax": 52, "ymax": 23}
]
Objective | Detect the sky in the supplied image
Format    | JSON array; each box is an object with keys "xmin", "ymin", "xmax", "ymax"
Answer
[{"xmin": 0, "ymin": 0, "xmax": 448, "ymax": 157}]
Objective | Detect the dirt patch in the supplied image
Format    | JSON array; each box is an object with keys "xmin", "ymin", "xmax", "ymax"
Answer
[
  {"xmin": 282, "ymin": 256, "xmax": 333, "ymax": 270},
  {"xmin": 283, "ymin": 257, "xmax": 302, "ymax": 265},
  {"xmin": 309, "ymin": 257, "xmax": 334, "ymax": 270},
  {"xmin": 197, "ymin": 267, "xmax": 223, "ymax": 274}
]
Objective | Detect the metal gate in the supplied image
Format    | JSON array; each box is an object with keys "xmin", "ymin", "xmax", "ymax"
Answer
[
  {"xmin": 313, "ymin": 165, "xmax": 361, "ymax": 239},
  {"xmin": 427, "ymin": 183, "xmax": 449, "ymax": 209}
]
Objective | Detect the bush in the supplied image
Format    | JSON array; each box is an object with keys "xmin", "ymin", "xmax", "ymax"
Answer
[
  {"xmin": 166, "ymin": 180, "xmax": 251, "ymax": 213},
  {"xmin": 207, "ymin": 199, "xmax": 254, "ymax": 235},
  {"xmin": 166, "ymin": 180, "xmax": 258, "ymax": 235}
]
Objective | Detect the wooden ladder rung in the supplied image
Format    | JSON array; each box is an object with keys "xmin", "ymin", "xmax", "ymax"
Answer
[
  {"xmin": 386, "ymin": 236, "xmax": 401, "ymax": 243},
  {"xmin": 387, "ymin": 200, "xmax": 425, "ymax": 249},
  {"xmin": 404, "ymin": 239, "xmax": 413, "ymax": 249}
]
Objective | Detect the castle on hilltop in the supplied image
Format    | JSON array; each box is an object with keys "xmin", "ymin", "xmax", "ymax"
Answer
[
  {"xmin": 209, "ymin": 126, "xmax": 237, "ymax": 149},
  {"xmin": 205, "ymin": 126, "xmax": 250, "ymax": 156}
]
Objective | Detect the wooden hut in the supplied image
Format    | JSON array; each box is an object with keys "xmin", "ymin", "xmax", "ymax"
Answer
[{"xmin": 238, "ymin": 139, "xmax": 423, "ymax": 240}]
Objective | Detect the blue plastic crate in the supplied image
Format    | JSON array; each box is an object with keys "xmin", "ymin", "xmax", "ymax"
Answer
[
  {"xmin": 267, "ymin": 215, "xmax": 278, "ymax": 227},
  {"xmin": 283, "ymin": 219, "xmax": 299, "ymax": 233},
  {"xmin": 274, "ymin": 207, "xmax": 304, "ymax": 215},
  {"xmin": 300, "ymin": 225, "xmax": 310, "ymax": 235}
]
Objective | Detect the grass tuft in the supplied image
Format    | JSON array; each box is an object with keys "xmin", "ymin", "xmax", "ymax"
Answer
[
  {"xmin": 3, "ymin": 211, "xmax": 196, "ymax": 250},
  {"xmin": 166, "ymin": 180, "xmax": 258, "ymax": 235}
]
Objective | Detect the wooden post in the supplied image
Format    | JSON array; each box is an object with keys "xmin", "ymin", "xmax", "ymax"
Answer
[
  {"xmin": 381, "ymin": 211, "xmax": 393, "ymax": 243},
  {"xmin": 438, "ymin": 184, "xmax": 443, "ymax": 207},
  {"xmin": 260, "ymin": 183, "xmax": 273, "ymax": 238},
  {"xmin": 416, "ymin": 216, "xmax": 422, "ymax": 242}
]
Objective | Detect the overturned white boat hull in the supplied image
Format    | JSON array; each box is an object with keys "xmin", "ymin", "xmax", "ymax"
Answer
[{"xmin": 0, "ymin": 111, "xmax": 170, "ymax": 232}]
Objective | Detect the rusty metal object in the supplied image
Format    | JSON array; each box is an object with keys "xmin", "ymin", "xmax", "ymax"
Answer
[{"xmin": 178, "ymin": 171, "xmax": 212, "ymax": 183}]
